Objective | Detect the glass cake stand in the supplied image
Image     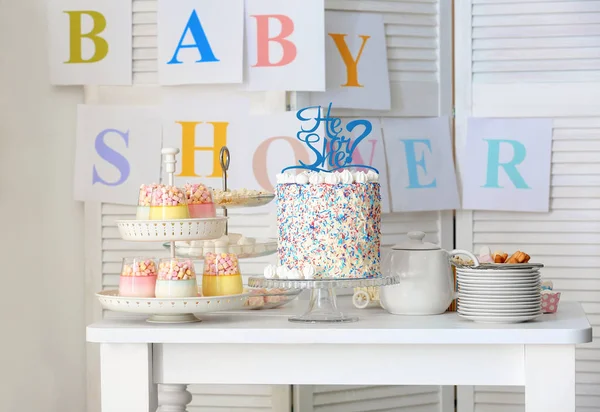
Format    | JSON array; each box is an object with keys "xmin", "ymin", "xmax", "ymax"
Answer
[{"xmin": 248, "ymin": 276, "xmax": 399, "ymax": 323}]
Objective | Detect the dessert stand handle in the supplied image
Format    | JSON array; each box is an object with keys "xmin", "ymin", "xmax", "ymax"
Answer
[
  {"xmin": 162, "ymin": 147, "xmax": 180, "ymax": 258},
  {"xmin": 219, "ymin": 146, "xmax": 230, "ymax": 235}
]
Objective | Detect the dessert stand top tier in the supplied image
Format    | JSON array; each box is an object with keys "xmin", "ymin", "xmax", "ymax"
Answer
[{"xmin": 116, "ymin": 148, "xmax": 228, "ymax": 243}]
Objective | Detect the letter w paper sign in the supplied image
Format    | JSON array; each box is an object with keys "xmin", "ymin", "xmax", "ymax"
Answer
[
  {"xmin": 462, "ymin": 118, "xmax": 553, "ymax": 212},
  {"xmin": 47, "ymin": 0, "xmax": 132, "ymax": 85}
]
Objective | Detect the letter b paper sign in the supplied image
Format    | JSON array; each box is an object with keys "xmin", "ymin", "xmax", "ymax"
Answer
[
  {"xmin": 48, "ymin": 0, "xmax": 132, "ymax": 85},
  {"xmin": 462, "ymin": 118, "xmax": 553, "ymax": 212}
]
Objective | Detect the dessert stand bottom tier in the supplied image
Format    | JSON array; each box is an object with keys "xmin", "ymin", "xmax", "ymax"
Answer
[
  {"xmin": 248, "ymin": 276, "xmax": 400, "ymax": 323},
  {"xmin": 96, "ymin": 290, "xmax": 250, "ymax": 323}
]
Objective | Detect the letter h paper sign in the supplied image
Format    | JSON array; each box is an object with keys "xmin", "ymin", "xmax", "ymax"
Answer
[
  {"xmin": 461, "ymin": 118, "xmax": 553, "ymax": 212},
  {"xmin": 48, "ymin": 0, "xmax": 132, "ymax": 85}
]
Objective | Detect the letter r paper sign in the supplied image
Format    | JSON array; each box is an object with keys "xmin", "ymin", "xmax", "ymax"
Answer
[
  {"xmin": 47, "ymin": 0, "xmax": 132, "ymax": 85},
  {"xmin": 246, "ymin": 0, "xmax": 325, "ymax": 91},
  {"xmin": 74, "ymin": 106, "xmax": 162, "ymax": 204},
  {"xmin": 382, "ymin": 117, "xmax": 460, "ymax": 212},
  {"xmin": 461, "ymin": 118, "xmax": 553, "ymax": 212}
]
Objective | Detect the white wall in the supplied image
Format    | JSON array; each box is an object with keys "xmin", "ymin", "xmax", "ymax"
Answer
[{"xmin": 0, "ymin": 0, "xmax": 86, "ymax": 411}]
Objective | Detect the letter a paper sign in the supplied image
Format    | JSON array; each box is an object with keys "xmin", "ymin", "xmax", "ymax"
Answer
[
  {"xmin": 158, "ymin": 0, "xmax": 244, "ymax": 85},
  {"xmin": 47, "ymin": 0, "xmax": 132, "ymax": 85}
]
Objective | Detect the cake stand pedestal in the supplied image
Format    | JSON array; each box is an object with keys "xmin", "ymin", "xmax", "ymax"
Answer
[{"xmin": 248, "ymin": 276, "xmax": 399, "ymax": 323}]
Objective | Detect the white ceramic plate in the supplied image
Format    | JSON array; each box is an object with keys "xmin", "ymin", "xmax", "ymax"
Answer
[
  {"xmin": 458, "ymin": 304, "xmax": 541, "ymax": 313},
  {"xmin": 458, "ymin": 289, "xmax": 540, "ymax": 297},
  {"xmin": 459, "ymin": 301, "xmax": 542, "ymax": 310},
  {"xmin": 458, "ymin": 285, "xmax": 540, "ymax": 293},
  {"xmin": 459, "ymin": 310, "xmax": 541, "ymax": 318},
  {"xmin": 96, "ymin": 290, "xmax": 250, "ymax": 323},
  {"xmin": 459, "ymin": 299, "xmax": 541, "ymax": 307},
  {"xmin": 459, "ymin": 296, "xmax": 541, "ymax": 304},
  {"xmin": 457, "ymin": 275, "xmax": 541, "ymax": 282},
  {"xmin": 457, "ymin": 279, "xmax": 540, "ymax": 286},
  {"xmin": 458, "ymin": 312, "xmax": 543, "ymax": 324},
  {"xmin": 457, "ymin": 268, "xmax": 540, "ymax": 275},
  {"xmin": 458, "ymin": 308, "xmax": 542, "ymax": 316}
]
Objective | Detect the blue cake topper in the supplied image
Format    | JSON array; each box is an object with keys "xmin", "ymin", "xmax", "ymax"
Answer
[{"xmin": 281, "ymin": 103, "xmax": 379, "ymax": 174}]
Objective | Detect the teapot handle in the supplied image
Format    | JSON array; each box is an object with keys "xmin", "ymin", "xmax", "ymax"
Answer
[{"xmin": 449, "ymin": 249, "xmax": 480, "ymax": 267}]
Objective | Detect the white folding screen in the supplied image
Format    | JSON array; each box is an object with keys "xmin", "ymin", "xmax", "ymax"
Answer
[
  {"xmin": 455, "ymin": 1, "xmax": 600, "ymax": 411},
  {"xmin": 292, "ymin": 0, "xmax": 453, "ymax": 411},
  {"xmin": 84, "ymin": 1, "xmax": 454, "ymax": 411}
]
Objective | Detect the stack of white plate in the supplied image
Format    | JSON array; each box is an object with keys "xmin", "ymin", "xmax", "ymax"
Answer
[{"xmin": 456, "ymin": 263, "xmax": 543, "ymax": 324}]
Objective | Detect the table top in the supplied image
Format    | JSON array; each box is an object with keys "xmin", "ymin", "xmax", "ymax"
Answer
[{"xmin": 87, "ymin": 300, "xmax": 592, "ymax": 345}]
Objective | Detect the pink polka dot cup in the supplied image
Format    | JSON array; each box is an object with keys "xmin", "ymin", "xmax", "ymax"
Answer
[{"xmin": 541, "ymin": 292, "xmax": 561, "ymax": 314}]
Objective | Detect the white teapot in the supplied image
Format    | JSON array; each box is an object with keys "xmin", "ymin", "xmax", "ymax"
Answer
[{"xmin": 380, "ymin": 231, "xmax": 476, "ymax": 315}]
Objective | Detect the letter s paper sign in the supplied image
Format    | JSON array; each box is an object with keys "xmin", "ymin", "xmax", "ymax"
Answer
[
  {"xmin": 74, "ymin": 105, "xmax": 162, "ymax": 204},
  {"xmin": 48, "ymin": 0, "xmax": 132, "ymax": 85},
  {"xmin": 461, "ymin": 118, "xmax": 553, "ymax": 212}
]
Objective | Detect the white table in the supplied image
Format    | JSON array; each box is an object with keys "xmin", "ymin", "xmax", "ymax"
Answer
[{"xmin": 87, "ymin": 300, "xmax": 592, "ymax": 412}]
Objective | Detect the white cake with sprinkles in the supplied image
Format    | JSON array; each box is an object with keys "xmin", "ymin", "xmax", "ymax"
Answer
[{"xmin": 274, "ymin": 169, "xmax": 381, "ymax": 279}]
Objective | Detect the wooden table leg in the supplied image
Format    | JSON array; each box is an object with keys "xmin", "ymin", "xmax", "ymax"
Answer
[
  {"xmin": 525, "ymin": 345, "xmax": 575, "ymax": 412},
  {"xmin": 100, "ymin": 343, "xmax": 157, "ymax": 412}
]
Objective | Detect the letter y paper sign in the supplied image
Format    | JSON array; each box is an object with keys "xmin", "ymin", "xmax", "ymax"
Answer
[
  {"xmin": 158, "ymin": 0, "xmax": 244, "ymax": 85},
  {"xmin": 246, "ymin": 0, "xmax": 325, "ymax": 91},
  {"xmin": 48, "ymin": 0, "xmax": 132, "ymax": 85},
  {"xmin": 461, "ymin": 118, "xmax": 553, "ymax": 212},
  {"xmin": 310, "ymin": 11, "xmax": 391, "ymax": 110}
]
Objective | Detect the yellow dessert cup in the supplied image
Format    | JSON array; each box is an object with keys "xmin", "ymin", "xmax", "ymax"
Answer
[
  {"xmin": 149, "ymin": 205, "xmax": 190, "ymax": 220},
  {"xmin": 202, "ymin": 273, "xmax": 243, "ymax": 296}
]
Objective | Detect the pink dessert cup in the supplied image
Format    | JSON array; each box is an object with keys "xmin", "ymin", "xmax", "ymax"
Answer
[
  {"xmin": 119, "ymin": 275, "xmax": 157, "ymax": 298},
  {"xmin": 541, "ymin": 292, "xmax": 561, "ymax": 314},
  {"xmin": 188, "ymin": 203, "xmax": 216, "ymax": 218}
]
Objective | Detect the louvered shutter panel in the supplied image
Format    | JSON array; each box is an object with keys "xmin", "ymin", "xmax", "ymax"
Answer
[
  {"xmin": 292, "ymin": 1, "xmax": 453, "ymax": 411},
  {"xmin": 455, "ymin": 1, "xmax": 600, "ymax": 411},
  {"xmin": 84, "ymin": 1, "xmax": 288, "ymax": 411}
]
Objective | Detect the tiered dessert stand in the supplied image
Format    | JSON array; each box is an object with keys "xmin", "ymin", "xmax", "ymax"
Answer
[
  {"xmin": 96, "ymin": 148, "xmax": 249, "ymax": 323},
  {"xmin": 248, "ymin": 276, "xmax": 399, "ymax": 323},
  {"xmin": 167, "ymin": 146, "xmax": 277, "ymax": 260}
]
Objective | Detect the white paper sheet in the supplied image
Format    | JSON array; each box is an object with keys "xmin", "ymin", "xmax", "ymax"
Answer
[
  {"xmin": 309, "ymin": 11, "xmax": 391, "ymax": 110},
  {"xmin": 74, "ymin": 105, "xmax": 162, "ymax": 204},
  {"xmin": 461, "ymin": 118, "xmax": 553, "ymax": 212},
  {"xmin": 246, "ymin": 0, "xmax": 325, "ymax": 91},
  {"xmin": 158, "ymin": 0, "xmax": 245, "ymax": 85},
  {"xmin": 48, "ymin": 0, "xmax": 132, "ymax": 85},
  {"xmin": 382, "ymin": 117, "xmax": 460, "ymax": 212}
]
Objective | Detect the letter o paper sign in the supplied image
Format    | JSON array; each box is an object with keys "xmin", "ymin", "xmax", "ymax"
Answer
[{"xmin": 47, "ymin": 0, "xmax": 132, "ymax": 85}]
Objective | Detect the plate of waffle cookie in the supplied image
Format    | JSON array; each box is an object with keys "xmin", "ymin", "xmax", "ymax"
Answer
[
  {"xmin": 453, "ymin": 246, "xmax": 544, "ymax": 323},
  {"xmin": 451, "ymin": 247, "xmax": 543, "ymax": 271}
]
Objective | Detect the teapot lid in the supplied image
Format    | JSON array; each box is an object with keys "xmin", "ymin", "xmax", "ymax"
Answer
[{"xmin": 392, "ymin": 231, "xmax": 440, "ymax": 250}]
